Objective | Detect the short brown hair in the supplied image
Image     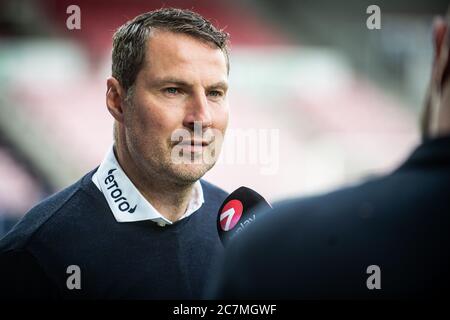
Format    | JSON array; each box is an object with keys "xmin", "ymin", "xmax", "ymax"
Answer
[{"xmin": 112, "ymin": 8, "xmax": 230, "ymax": 94}]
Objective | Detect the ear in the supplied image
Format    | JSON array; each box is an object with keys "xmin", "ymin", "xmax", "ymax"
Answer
[
  {"xmin": 432, "ymin": 17, "xmax": 449, "ymax": 89},
  {"xmin": 423, "ymin": 17, "xmax": 450, "ymax": 139},
  {"xmin": 106, "ymin": 77, "xmax": 127, "ymax": 123}
]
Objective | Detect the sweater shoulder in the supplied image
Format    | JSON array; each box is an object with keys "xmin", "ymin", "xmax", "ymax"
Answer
[
  {"xmin": 0, "ymin": 171, "xmax": 96, "ymax": 253},
  {"xmin": 200, "ymin": 179, "xmax": 228, "ymax": 202}
]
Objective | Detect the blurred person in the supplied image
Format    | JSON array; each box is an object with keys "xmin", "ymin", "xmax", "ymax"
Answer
[
  {"xmin": 211, "ymin": 13, "xmax": 450, "ymax": 299},
  {"xmin": 0, "ymin": 8, "xmax": 230, "ymax": 299}
]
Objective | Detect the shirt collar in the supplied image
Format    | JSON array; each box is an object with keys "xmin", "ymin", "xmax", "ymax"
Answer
[{"xmin": 92, "ymin": 146, "xmax": 204, "ymax": 226}]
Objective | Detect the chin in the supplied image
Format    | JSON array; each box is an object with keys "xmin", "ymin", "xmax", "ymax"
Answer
[{"xmin": 170, "ymin": 163, "xmax": 215, "ymax": 184}]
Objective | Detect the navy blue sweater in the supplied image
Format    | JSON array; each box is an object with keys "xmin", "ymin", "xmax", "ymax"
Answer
[{"xmin": 0, "ymin": 169, "xmax": 228, "ymax": 299}]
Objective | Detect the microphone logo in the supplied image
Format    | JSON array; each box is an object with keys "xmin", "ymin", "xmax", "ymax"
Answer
[{"xmin": 219, "ymin": 199, "xmax": 243, "ymax": 231}]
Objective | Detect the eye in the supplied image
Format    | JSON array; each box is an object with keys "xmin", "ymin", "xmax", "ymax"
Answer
[
  {"xmin": 208, "ymin": 90, "xmax": 223, "ymax": 97},
  {"xmin": 164, "ymin": 87, "xmax": 179, "ymax": 95}
]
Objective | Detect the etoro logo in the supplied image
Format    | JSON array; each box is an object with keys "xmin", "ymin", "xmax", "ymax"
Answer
[
  {"xmin": 219, "ymin": 200, "xmax": 243, "ymax": 231},
  {"xmin": 104, "ymin": 168, "xmax": 137, "ymax": 213}
]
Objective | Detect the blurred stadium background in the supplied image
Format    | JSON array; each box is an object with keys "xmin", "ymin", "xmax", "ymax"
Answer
[{"xmin": 0, "ymin": 0, "xmax": 447, "ymax": 236}]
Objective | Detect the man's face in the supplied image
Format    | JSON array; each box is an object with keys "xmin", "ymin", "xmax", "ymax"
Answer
[{"xmin": 123, "ymin": 30, "xmax": 229, "ymax": 185}]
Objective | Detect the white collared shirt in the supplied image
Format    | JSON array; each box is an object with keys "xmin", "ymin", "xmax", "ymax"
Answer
[{"xmin": 92, "ymin": 146, "xmax": 204, "ymax": 227}]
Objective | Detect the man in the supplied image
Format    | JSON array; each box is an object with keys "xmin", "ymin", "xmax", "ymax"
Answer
[
  {"xmin": 211, "ymin": 14, "xmax": 450, "ymax": 299},
  {"xmin": 0, "ymin": 8, "xmax": 230, "ymax": 299}
]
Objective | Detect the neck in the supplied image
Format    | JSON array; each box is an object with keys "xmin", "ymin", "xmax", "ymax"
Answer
[{"xmin": 114, "ymin": 143, "xmax": 195, "ymax": 222}]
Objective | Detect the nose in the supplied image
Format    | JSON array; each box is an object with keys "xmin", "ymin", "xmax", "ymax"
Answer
[{"xmin": 183, "ymin": 91, "xmax": 213, "ymax": 131}]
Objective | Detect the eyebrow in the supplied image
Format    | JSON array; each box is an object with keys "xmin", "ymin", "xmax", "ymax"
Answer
[
  {"xmin": 206, "ymin": 81, "xmax": 229, "ymax": 91},
  {"xmin": 150, "ymin": 77, "xmax": 228, "ymax": 91},
  {"xmin": 151, "ymin": 77, "xmax": 189, "ymax": 87}
]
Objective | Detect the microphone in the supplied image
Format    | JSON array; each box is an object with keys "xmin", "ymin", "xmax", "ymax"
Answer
[{"xmin": 217, "ymin": 187, "xmax": 271, "ymax": 246}]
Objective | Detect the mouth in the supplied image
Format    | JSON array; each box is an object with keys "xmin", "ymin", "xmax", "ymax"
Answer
[
  {"xmin": 172, "ymin": 139, "xmax": 212, "ymax": 155},
  {"xmin": 175, "ymin": 139, "xmax": 211, "ymax": 147}
]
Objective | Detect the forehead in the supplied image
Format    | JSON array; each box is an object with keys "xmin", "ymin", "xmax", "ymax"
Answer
[{"xmin": 141, "ymin": 29, "xmax": 228, "ymax": 82}]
